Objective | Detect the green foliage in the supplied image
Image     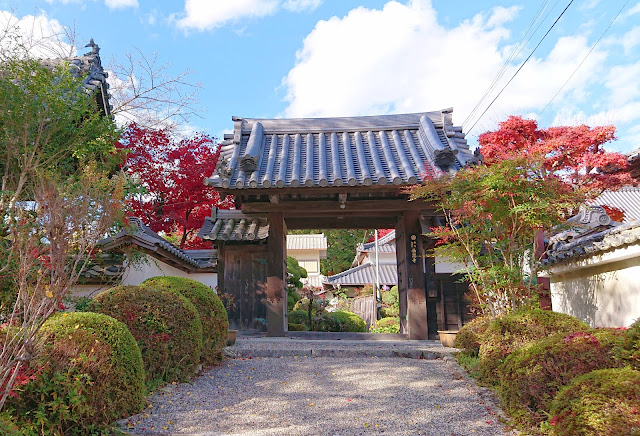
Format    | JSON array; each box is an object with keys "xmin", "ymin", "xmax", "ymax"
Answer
[
  {"xmin": 454, "ymin": 316, "xmax": 492, "ymax": 356},
  {"xmin": 293, "ymin": 298, "xmax": 323, "ymax": 315},
  {"xmin": 89, "ymin": 285, "xmax": 202, "ymax": 385},
  {"xmin": 288, "ymin": 288, "xmax": 301, "ymax": 312},
  {"xmin": 7, "ymin": 312, "xmax": 145, "ymax": 434},
  {"xmin": 289, "ymin": 229, "xmax": 368, "ymax": 276},
  {"xmin": 287, "ymin": 256, "xmax": 307, "ymax": 288},
  {"xmin": 618, "ymin": 318, "xmax": 640, "ymax": 369},
  {"xmin": 318, "ymin": 311, "xmax": 366, "ymax": 332},
  {"xmin": 496, "ymin": 329, "xmax": 624, "ymax": 429},
  {"xmin": 410, "ymin": 156, "xmax": 581, "ymax": 316},
  {"xmin": 142, "ymin": 276, "xmax": 228, "ymax": 365},
  {"xmin": 478, "ymin": 309, "xmax": 589, "ymax": 379},
  {"xmin": 0, "ymin": 414, "xmax": 20, "ymax": 435},
  {"xmin": 287, "ymin": 323, "xmax": 308, "ymax": 332},
  {"xmin": 288, "ymin": 310, "xmax": 309, "ymax": 327},
  {"xmin": 381, "ymin": 285, "xmax": 398, "ymax": 306},
  {"xmin": 370, "ymin": 317, "xmax": 399, "ymax": 333},
  {"xmin": 546, "ymin": 368, "xmax": 640, "ymax": 436}
]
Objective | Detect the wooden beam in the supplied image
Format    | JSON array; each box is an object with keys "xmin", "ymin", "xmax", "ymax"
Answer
[
  {"xmin": 215, "ymin": 184, "xmax": 410, "ymax": 198},
  {"xmin": 241, "ymin": 199, "xmax": 433, "ymax": 213},
  {"xmin": 266, "ymin": 212, "xmax": 286, "ymax": 336},
  {"xmin": 286, "ymin": 216, "xmax": 398, "ymax": 229},
  {"xmin": 402, "ymin": 210, "xmax": 428, "ymax": 340}
]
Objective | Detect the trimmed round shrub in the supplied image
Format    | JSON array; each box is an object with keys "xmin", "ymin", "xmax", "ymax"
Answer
[
  {"xmin": 382, "ymin": 285, "xmax": 398, "ymax": 306},
  {"xmin": 479, "ymin": 309, "xmax": 589, "ymax": 378},
  {"xmin": 89, "ymin": 284, "xmax": 203, "ymax": 384},
  {"xmin": 293, "ymin": 298, "xmax": 323, "ymax": 315},
  {"xmin": 142, "ymin": 276, "xmax": 228, "ymax": 365},
  {"xmin": 618, "ymin": 318, "xmax": 640, "ymax": 369},
  {"xmin": 289, "ymin": 310, "xmax": 310, "ymax": 327},
  {"xmin": 371, "ymin": 316, "xmax": 400, "ymax": 333},
  {"xmin": 454, "ymin": 315, "xmax": 491, "ymax": 356},
  {"xmin": 7, "ymin": 312, "xmax": 145, "ymax": 433},
  {"xmin": 319, "ymin": 311, "xmax": 366, "ymax": 332},
  {"xmin": 497, "ymin": 328, "xmax": 625, "ymax": 429},
  {"xmin": 546, "ymin": 367, "xmax": 640, "ymax": 436},
  {"xmin": 288, "ymin": 323, "xmax": 308, "ymax": 331}
]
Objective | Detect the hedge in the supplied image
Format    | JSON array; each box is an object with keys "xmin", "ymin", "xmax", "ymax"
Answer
[
  {"xmin": 370, "ymin": 316, "xmax": 400, "ymax": 333},
  {"xmin": 319, "ymin": 310, "xmax": 366, "ymax": 332},
  {"xmin": 454, "ymin": 315, "xmax": 491, "ymax": 356},
  {"xmin": 478, "ymin": 309, "xmax": 589, "ymax": 379},
  {"xmin": 496, "ymin": 328, "xmax": 625, "ymax": 429},
  {"xmin": 7, "ymin": 312, "xmax": 145, "ymax": 434},
  {"xmin": 89, "ymin": 284, "xmax": 202, "ymax": 384},
  {"xmin": 546, "ymin": 367, "xmax": 640, "ymax": 435},
  {"xmin": 143, "ymin": 276, "xmax": 228, "ymax": 365}
]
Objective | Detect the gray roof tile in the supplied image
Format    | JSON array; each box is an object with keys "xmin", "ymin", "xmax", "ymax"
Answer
[
  {"xmin": 590, "ymin": 186, "xmax": 640, "ymax": 222},
  {"xmin": 198, "ymin": 209, "xmax": 269, "ymax": 241},
  {"xmin": 287, "ymin": 234, "xmax": 328, "ymax": 250},
  {"xmin": 207, "ymin": 109, "xmax": 475, "ymax": 190},
  {"xmin": 324, "ymin": 262, "xmax": 397, "ymax": 287}
]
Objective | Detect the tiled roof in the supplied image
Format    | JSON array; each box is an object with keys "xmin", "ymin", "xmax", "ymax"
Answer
[
  {"xmin": 100, "ymin": 218, "xmax": 216, "ymax": 270},
  {"xmin": 358, "ymin": 230, "xmax": 396, "ymax": 253},
  {"xmin": 198, "ymin": 209, "xmax": 269, "ymax": 241},
  {"xmin": 287, "ymin": 234, "xmax": 328, "ymax": 250},
  {"xmin": 40, "ymin": 39, "xmax": 112, "ymax": 117},
  {"xmin": 546, "ymin": 220, "xmax": 640, "ymax": 265},
  {"xmin": 206, "ymin": 109, "xmax": 477, "ymax": 190},
  {"xmin": 590, "ymin": 186, "xmax": 640, "ymax": 222},
  {"xmin": 324, "ymin": 262, "xmax": 397, "ymax": 287}
]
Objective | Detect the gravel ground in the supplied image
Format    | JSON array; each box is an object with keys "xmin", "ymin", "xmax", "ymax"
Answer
[{"xmin": 121, "ymin": 339, "xmax": 514, "ymax": 436}]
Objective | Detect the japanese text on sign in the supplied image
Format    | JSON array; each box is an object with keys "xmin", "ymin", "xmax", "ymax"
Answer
[{"xmin": 410, "ymin": 234, "xmax": 417, "ymax": 264}]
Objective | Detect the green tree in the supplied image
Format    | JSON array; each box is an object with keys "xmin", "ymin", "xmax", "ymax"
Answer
[
  {"xmin": 0, "ymin": 58, "xmax": 123, "ymax": 409},
  {"xmin": 409, "ymin": 156, "xmax": 580, "ymax": 317}
]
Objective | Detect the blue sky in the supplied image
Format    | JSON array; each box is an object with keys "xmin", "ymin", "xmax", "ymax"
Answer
[{"xmin": 3, "ymin": 0, "xmax": 640, "ymax": 153}]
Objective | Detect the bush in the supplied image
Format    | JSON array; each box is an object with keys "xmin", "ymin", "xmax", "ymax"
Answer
[
  {"xmin": 7, "ymin": 312, "xmax": 145, "ymax": 434},
  {"xmin": 454, "ymin": 316, "xmax": 492, "ymax": 356},
  {"xmin": 319, "ymin": 311, "xmax": 366, "ymax": 332},
  {"xmin": 370, "ymin": 317, "xmax": 399, "ymax": 333},
  {"xmin": 382, "ymin": 285, "xmax": 398, "ymax": 306},
  {"xmin": 497, "ymin": 328, "xmax": 625, "ymax": 429},
  {"xmin": 288, "ymin": 287, "xmax": 301, "ymax": 312},
  {"xmin": 478, "ymin": 309, "xmax": 589, "ymax": 378},
  {"xmin": 289, "ymin": 310, "xmax": 310, "ymax": 327},
  {"xmin": 0, "ymin": 415, "xmax": 20, "ymax": 435},
  {"xmin": 293, "ymin": 298, "xmax": 323, "ymax": 315},
  {"xmin": 89, "ymin": 284, "xmax": 202, "ymax": 384},
  {"xmin": 546, "ymin": 367, "xmax": 640, "ymax": 436},
  {"xmin": 618, "ymin": 318, "xmax": 640, "ymax": 369},
  {"xmin": 142, "ymin": 276, "xmax": 228, "ymax": 365},
  {"xmin": 288, "ymin": 323, "xmax": 308, "ymax": 331}
]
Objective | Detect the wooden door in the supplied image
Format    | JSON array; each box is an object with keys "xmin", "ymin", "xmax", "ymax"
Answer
[
  {"xmin": 436, "ymin": 274, "xmax": 475, "ymax": 331},
  {"xmin": 223, "ymin": 245, "xmax": 268, "ymax": 330}
]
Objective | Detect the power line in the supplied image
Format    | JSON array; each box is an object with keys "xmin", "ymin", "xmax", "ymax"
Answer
[
  {"xmin": 465, "ymin": 0, "xmax": 575, "ymax": 133},
  {"xmin": 537, "ymin": 0, "xmax": 631, "ymax": 119},
  {"xmin": 463, "ymin": 0, "xmax": 557, "ymax": 128}
]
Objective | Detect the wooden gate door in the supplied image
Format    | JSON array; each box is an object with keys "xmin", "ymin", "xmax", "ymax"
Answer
[
  {"xmin": 223, "ymin": 245, "xmax": 268, "ymax": 330},
  {"xmin": 436, "ymin": 274, "xmax": 475, "ymax": 331}
]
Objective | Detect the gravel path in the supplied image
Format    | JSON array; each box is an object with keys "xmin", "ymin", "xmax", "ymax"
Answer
[{"xmin": 121, "ymin": 339, "xmax": 513, "ymax": 436}]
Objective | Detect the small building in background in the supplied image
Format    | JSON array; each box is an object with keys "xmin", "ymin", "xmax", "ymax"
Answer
[
  {"xmin": 286, "ymin": 234, "xmax": 328, "ymax": 288},
  {"xmin": 546, "ymin": 188, "xmax": 640, "ymax": 328}
]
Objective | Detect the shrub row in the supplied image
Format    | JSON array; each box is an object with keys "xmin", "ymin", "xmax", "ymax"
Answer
[
  {"xmin": 288, "ymin": 309, "xmax": 366, "ymax": 332},
  {"xmin": 7, "ymin": 276, "xmax": 228, "ymax": 435},
  {"xmin": 455, "ymin": 309, "xmax": 640, "ymax": 434}
]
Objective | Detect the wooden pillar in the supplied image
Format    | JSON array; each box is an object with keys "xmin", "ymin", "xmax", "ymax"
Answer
[
  {"xmin": 266, "ymin": 212, "xmax": 286, "ymax": 336},
  {"xmin": 396, "ymin": 210, "xmax": 428, "ymax": 339}
]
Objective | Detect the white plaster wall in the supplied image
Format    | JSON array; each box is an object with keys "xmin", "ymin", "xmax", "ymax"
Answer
[
  {"xmin": 122, "ymin": 255, "xmax": 218, "ymax": 290},
  {"xmin": 550, "ymin": 255, "xmax": 640, "ymax": 328},
  {"xmin": 68, "ymin": 283, "xmax": 115, "ymax": 300},
  {"xmin": 435, "ymin": 256, "xmax": 469, "ymax": 274}
]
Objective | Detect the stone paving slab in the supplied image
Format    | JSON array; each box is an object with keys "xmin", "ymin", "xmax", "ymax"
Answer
[{"xmin": 229, "ymin": 337, "xmax": 457, "ymax": 360}]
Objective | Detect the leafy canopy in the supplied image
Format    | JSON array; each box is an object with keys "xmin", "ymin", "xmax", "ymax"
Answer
[{"xmin": 120, "ymin": 124, "xmax": 234, "ymax": 248}]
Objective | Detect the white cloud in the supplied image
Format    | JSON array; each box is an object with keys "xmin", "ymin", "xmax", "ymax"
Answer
[
  {"xmin": 282, "ymin": 0, "xmax": 323, "ymax": 13},
  {"xmin": 280, "ymin": 0, "xmax": 618, "ymax": 140},
  {"xmin": 0, "ymin": 11, "xmax": 74, "ymax": 59},
  {"xmin": 105, "ymin": 0, "xmax": 138, "ymax": 9},
  {"xmin": 174, "ymin": 0, "xmax": 322, "ymax": 30},
  {"xmin": 175, "ymin": 0, "xmax": 279, "ymax": 31}
]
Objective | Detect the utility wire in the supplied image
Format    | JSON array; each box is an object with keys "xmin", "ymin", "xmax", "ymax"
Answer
[
  {"xmin": 463, "ymin": 0, "xmax": 556, "ymax": 128},
  {"xmin": 466, "ymin": 0, "xmax": 575, "ymax": 133},
  {"xmin": 537, "ymin": 0, "xmax": 631, "ymax": 118}
]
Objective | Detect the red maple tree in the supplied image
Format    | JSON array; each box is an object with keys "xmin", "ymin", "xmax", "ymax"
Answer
[
  {"xmin": 479, "ymin": 116, "xmax": 633, "ymax": 197},
  {"xmin": 119, "ymin": 124, "xmax": 233, "ymax": 248}
]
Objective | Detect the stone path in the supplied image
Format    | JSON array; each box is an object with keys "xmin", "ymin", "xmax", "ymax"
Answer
[{"xmin": 121, "ymin": 337, "xmax": 514, "ymax": 436}]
